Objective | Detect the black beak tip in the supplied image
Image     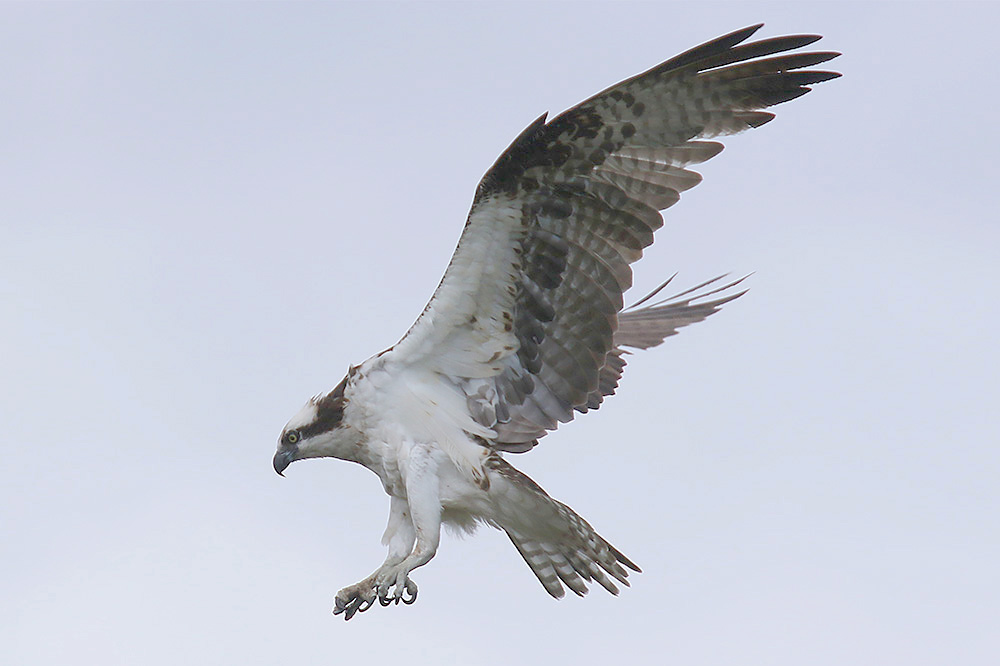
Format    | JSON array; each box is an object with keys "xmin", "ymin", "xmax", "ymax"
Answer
[{"xmin": 273, "ymin": 450, "xmax": 293, "ymax": 476}]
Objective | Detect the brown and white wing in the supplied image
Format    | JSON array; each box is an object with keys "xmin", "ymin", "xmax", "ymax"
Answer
[{"xmin": 387, "ymin": 25, "xmax": 839, "ymax": 446}]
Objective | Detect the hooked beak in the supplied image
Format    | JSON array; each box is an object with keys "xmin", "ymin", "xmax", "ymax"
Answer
[{"xmin": 273, "ymin": 447, "xmax": 296, "ymax": 476}]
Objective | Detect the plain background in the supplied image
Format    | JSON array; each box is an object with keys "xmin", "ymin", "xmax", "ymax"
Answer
[{"xmin": 2, "ymin": 2, "xmax": 997, "ymax": 664}]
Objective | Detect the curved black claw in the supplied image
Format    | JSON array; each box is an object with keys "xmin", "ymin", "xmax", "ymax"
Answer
[
  {"xmin": 333, "ymin": 588, "xmax": 376, "ymax": 621},
  {"xmin": 376, "ymin": 576, "xmax": 419, "ymax": 607},
  {"xmin": 400, "ymin": 579, "xmax": 418, "ymax": 605}
]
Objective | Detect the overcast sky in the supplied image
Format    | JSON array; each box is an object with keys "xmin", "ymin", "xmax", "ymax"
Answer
[{"xmin": 2, "ymin": 2, "xmax": 998, "ymax": 664}]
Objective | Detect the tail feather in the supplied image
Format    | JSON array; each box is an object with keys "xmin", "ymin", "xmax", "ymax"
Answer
[
  {"xmin": 489, "ymin": 456, "xmax": 639, "ymax": 599},
  {"xmin": 504, "ymin": 505, "xmax": 639, "ymax": 599}
]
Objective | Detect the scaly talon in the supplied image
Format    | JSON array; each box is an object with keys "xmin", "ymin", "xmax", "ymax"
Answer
[
  {"xmin": 334, "ymin": 571, "xmax": 418, "ymax": 618},
  {"xmin": 375, "ymin": 570, "xmax": 419, "ymax": 607},
  {"xmin": 333, "ymin": 580, "xmax": 377, "ymax": 621},
  {"xmin": 401, "ymin": 578, "xmax": 418, "ymax": 605}
]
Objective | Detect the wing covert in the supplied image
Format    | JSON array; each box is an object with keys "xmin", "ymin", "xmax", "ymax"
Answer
[{"xmin": 386, "ymin": 25, "xmax": 839, "ymax": 445}]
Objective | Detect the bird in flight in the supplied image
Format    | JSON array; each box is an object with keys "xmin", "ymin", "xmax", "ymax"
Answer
[{"xmin": 273, "ymin": 24, "xmax": 840, "ymax": 620}]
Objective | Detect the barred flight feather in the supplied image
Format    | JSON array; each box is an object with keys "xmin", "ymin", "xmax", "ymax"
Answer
[{"xmin": 391, "ymin": 24, "xmax": 838, "ymax": 449}]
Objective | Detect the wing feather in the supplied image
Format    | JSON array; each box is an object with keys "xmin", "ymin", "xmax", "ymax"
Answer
[{"xmin": 386, "ymin": 25, "xmax": 839, "ymax": 446}]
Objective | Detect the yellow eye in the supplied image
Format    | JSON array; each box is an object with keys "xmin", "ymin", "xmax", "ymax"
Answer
[{"xmin": 285, "ymin": 430, "xmax": 300, "ymax": 445}]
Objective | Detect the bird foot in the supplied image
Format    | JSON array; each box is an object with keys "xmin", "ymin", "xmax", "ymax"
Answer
[
  {"xmin": 332, "ymin": 574, "xmax": 418, "ymax": 620},
  {"xmin": 376, "ymin": 574, "xmax": 418, "ymax": 606},
  {"xmin": 333, "ymin": 579, "xmax": 377, "ymax": 621}
]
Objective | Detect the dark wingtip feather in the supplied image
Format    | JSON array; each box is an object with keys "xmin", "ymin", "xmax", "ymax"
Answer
[
  {"xmin": 656, "ymin": 23, "xmax": 766, "ymax": 72},
  {"xmin": 797, "ymin": 70, "xmax": 843, "ymax": 84},
  {"xmin": 760, "ymin": 87, "xmax": 811, "ymax": 106},
  {"xmin": 789, "ymin": 34, "xmax": 823, "ymax": 48},
  {"xmin": 715, "ymin": 23, "xmax": 767, "ymax": 46},
  {"xmin": 747, "ymin": 111, "xmax": 776, "ymax": 127},
  {"xmin": 807, "ymin": 51, "xmax": 842, "ymax": 66}
]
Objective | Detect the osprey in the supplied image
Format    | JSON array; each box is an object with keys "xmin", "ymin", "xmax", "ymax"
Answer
[{"xmin": 273, "ymin": 24, "xmax": 839, "ymax": 620}]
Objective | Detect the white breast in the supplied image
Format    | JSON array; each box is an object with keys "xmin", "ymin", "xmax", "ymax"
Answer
[{"xmin": 352, "ymin": 356, "xmax": 494, "ymax": 492}]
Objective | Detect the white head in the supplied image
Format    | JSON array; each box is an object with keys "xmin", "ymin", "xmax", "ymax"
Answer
[{"xmin": 273, "ymin": 372, "xmax": 355, "ymax": 475}]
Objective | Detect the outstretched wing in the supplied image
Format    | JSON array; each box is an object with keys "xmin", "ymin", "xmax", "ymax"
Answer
[{"xmin": 387, "ymin": 25, "xmax": 839, "ymax": 446}]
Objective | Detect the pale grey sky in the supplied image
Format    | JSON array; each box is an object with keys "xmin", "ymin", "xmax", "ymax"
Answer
[{"xmin": 2, "ymin": 2, "xmax": 998, "ymax": 664}]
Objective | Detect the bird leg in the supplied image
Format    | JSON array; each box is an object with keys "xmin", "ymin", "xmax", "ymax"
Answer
[
  {"xmin": 333, "ymin": 444, "xmax": 443, "ymax": 618},
  {"xmin": 374, "ymin": 442, "xmax": 442, "ymax": 605},
  {"xmin": 374, "ymin": 495, "xmax": 419, "ymax": 606},
  {"xmin": 333, "ymin": 495, "xmax": 420, "ymax": 619}
]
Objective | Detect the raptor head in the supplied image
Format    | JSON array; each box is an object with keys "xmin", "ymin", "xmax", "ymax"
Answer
[{"xmin": 273, "ymin": 373, "xmax": 352, "ymax": 475}]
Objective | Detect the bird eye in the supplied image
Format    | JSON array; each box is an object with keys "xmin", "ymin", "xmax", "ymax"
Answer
[{"xmin": 285, "ymin": 430, "xmax": 300, "ymax": 445}]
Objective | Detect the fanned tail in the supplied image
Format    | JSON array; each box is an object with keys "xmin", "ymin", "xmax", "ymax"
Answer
[{"xmin": 488, "ymin": 457, "xmax": 640, "ymax": 598}]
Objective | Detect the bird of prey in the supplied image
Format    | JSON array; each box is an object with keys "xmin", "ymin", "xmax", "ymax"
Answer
[{"xmin": 273, "ymin": 24, "xmax": 840, "ymax": 620}]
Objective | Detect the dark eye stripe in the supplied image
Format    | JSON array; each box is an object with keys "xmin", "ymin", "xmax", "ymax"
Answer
[{"xmin": 297, "ymin": 375, "xmax": 349, "ymax": 439}]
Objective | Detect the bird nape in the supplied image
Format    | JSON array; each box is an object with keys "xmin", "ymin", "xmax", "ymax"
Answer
[{"xmin": 272, "ymin": 24, "xmax": 840, "ymax": 620}]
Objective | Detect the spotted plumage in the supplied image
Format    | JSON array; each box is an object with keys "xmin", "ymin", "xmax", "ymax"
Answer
[{"xmin": 273, "ymin": 25, "xmax": 840, "ymax": 620}]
